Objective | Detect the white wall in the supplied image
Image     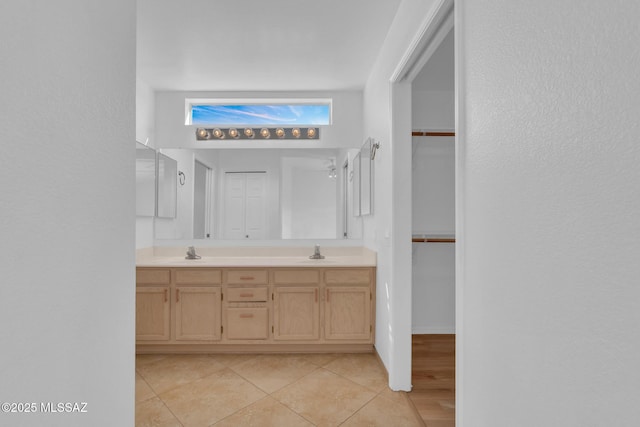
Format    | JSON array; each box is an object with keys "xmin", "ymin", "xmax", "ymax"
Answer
[
  {"xmin": 136, "ymin": 78, "xmax": 156, "ymax": 249},
  {"xmin": 155, "ymin": 90, "xmax": 363, "ymax": 150},
  {"xmin": 281, "ymin": 158, "xmax": 338, "ymax": 239},
  {"xmin": 411, "ymin": 29, "xmax": 455, "ymax": 333},
  {"xmin": 0, "ymin": 2, "xmax": 135, "ymax": 426},
  {"xmin": 459, "ymin": 1, "xmax": 640, "ymax": 425},
  {"xmin": 412, "ymin": 136, "xmax": 455, "ymax": 333},
  {"xmin": 363, "ymin": 0, "xmax": 439, "ymax": 390},
  {"xmin": 412, "ymin": 90, "xmax": 455, "ymax": 130}
]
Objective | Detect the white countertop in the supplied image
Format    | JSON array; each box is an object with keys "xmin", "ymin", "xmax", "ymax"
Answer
[{"xmin": 136, "ymin": 246, "xmax": 376, "ymax": 268}]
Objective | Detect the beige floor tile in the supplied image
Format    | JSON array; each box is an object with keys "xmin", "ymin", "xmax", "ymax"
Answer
[
  {"xmin": 230, "ymin": 354, "xmax": 319, "ymax": 393},
  {"xmin": 136, "ymin": 373, "xmax": 157, "ymax": 403},
  {"xmin": 135, "ymin": 397, "xmax": 182, "ymax": 427},
  {"xmin": 137, "ymin": 355, "xmax": 227, "ymax": 394},
  {"xmin": 213, "ymin": 396, "xmax": 314, "ymax": 427},
  {"xmin": 136, "ymin": 354, "xmax": 169, "ymax": 368},
  {"xmin": 377, "ymin": 387, "xmax": 412, "ymax": 407},
  {"xmin": 296, "ymin": 352, "xmax": 341, "ymax": 367},
  {"xmin": 341, "ymin": 393, "xmax": 423, "ymax": 427},
  {"xmin": 272, "ymin": 368, "xmax": 376, "ymax": 426},
  {"xmin": 208, "ymin": 353, "xmax": 257, "ymax": 367},
  {"xmin": 323, "ymin": 354, "xmax": 388, "ymax": 392},
  {"xmin": 159, "ymin": 368, "xmax": 266, "ymax": 427}
]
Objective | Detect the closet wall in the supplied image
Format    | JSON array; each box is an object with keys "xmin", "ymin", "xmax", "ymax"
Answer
[{"xmin": 411, "ymin": 29, "xmax": 455, "ymax": 333}]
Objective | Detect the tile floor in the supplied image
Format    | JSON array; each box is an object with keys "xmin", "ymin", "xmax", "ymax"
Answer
[{"xmin": 136, "ymin": 353, "xmax": 423, "ymax": 427}]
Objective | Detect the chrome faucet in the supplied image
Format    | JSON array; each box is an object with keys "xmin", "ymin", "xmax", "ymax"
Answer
[
  {"xmin": 309, "ymin": 244, "xmax": 325, "ymax": 259},
  {"xmin": 185, "ymin": 246, "xmax": 201, "ymax": 260}
]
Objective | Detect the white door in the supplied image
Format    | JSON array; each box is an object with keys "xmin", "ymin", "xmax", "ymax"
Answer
[
  {"xmin": 223, "ymin": 172, "xmax": 266, "ymax": 239},
  {"xmin": 244, "ymin": 173, "xmax": 267, "ymax": 239}
]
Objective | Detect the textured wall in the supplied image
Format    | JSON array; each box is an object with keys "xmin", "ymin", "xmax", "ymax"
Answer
[
  {"xmin": 0, "ymin": 2, "xmax": 135, "ymax": 426},
  {"xmin": 459, "ymin": 1, "xmax": 640, "ymax": 425}
]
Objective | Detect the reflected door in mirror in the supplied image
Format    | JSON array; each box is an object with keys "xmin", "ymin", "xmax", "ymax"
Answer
[{"xmin": 223, "ymin": 172, "xmax": 266, "ymax": 239}]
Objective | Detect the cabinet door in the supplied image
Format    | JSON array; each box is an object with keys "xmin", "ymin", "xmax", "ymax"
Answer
[
  {"xmin": 136, "ymin": 286, "xmax": 170, "ymax": 341},
  {"xmin": 325, "ymin": 286, "xmax": 371, "ymax": 341},
  {"xmin": 175, "ymin": 286, "xmax": 222, "ymax": 341},
  {"xmin": 273, "ymin": 287, "xmax": 319, "ymax": 341},
  {"xmin": 226, "ymin": 307, "xmax": 269, "ymax": 340}
]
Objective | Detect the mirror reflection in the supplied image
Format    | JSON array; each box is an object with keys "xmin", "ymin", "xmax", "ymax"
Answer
[
  {"xmin": 156, "ymin": 152, "xmax": 178, "ymax": 218},
  {"xmin": 154, "ymin": 148, "xmax": 361, "ymax": 240},
  {"xmin": 136, "ymin": 142, "xmax": 156, "ymax": 217}
]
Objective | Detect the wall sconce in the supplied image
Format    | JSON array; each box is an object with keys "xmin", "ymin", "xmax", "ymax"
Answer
[{"xmin": 195, "ymin": 127, "xmax": 320, "ymax": 140}]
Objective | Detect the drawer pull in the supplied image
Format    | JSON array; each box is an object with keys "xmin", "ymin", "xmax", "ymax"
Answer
[
  {"xmin": 164, "ymin": 289, "xmax": 168, "ymax": 302},
  {"xmin": 239, "ymin": 313, "xmax": 254, "ymax": 319},
  {"xmin": 176, "ymin": 289, "xmax": 180, "ymax": 302},
  {"xmin": 239, "ymin": 276, "xmax": 255, "ymax": 280},
  {"xmin": 239, "ymin": 293, "xmax": 254, "ymax": 298}
]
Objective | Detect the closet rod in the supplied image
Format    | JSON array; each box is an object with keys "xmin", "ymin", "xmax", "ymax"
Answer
[
  {"xmin": 412, "ymin": 237, "xmax": 456, "ymax": 243},
  {"xmin": 412, "ymin": 131, "xmax": 455, "ymax": 137}
]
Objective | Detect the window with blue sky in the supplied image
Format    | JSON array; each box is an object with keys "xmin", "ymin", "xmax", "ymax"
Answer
[{"xmin": 189, "ymin": 101, "xmax": 331, "ymax": 126}]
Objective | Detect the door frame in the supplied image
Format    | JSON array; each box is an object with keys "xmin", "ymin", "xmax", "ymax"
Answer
[{"xmin": 388, "ymin": 0, "xmax": 462, "ymax": 418}]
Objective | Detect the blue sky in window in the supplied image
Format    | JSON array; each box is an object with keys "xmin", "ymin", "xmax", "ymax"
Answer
[{"xmin": 192, "ymin": 104, "xmax": 330, "ymax": 125}]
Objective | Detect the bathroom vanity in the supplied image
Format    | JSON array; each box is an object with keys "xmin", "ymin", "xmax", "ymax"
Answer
[{"xmin": 135, "ymin": 247, "xmax": 376, "ymax": 354}]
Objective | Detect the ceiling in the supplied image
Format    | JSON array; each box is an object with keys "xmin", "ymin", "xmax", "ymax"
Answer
[{"xmin": 137, "ymin": 0, "xmax": 402, "ymax": 92}]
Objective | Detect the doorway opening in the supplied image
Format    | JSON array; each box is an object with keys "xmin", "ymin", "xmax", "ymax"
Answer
[{"xmin": 389, "ymin": 0, "xmax": 456, "ymax": 424}]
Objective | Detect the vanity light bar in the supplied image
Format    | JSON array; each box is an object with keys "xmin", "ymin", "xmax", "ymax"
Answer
[{"xmin": 196, "ymin": 127, "xmax": 319, "ymax": 140}]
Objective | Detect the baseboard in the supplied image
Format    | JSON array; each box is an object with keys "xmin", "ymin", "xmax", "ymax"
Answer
[{"xmin": 412, "ymin": 326, "xmax": 455, "ymax": 334}]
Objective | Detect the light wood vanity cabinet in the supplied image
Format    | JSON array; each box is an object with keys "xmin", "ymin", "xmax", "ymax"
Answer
[
  {"xmin": 135, "ymin": 269, "xmax": 171, "ymax": 341},
  {"xmin": 324, "ymin": 269, "xmax": 373, "ymax": 341},
  {"xmin": 224, "ymin": 269, "xmax": 270, "ymax": 341},
  {"xmin": 136, "ymin": 286, "xmax": 170, "ymax": 341},
  {"xmin": 135, "ymin": 266, "xmax": 375, "ymax": 353}
]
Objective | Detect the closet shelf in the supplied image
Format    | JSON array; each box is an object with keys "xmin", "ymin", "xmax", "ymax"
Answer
[
  {"xmin": 412, "ymin": 234, "xmax": 455, "ymax": 243},
  {"xmin": 412, "ymin": 131, "xmax": 455, "ymax": 137}
]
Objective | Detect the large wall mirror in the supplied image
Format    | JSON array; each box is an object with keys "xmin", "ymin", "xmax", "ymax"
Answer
[
  {"xmin": 353, "ymin": 138, "xmax": 375, "ymax": 217},
  {"xmin": 136, "ymin": 142, "xmax": 156, "ymax": 216},
  {"xmin": 154, "ymin": 148, "xmax": 362, "ymax": 240},
  {"xmin": 156, "ymin": 152, "xmax": 178, "ymax": 218}
]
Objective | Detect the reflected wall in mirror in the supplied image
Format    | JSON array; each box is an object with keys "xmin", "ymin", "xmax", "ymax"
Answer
[
  {"xmin": 154, "ymin": 148, "xmax": 362, "ymax": 240},
  {"xmin": 136, "ymin": 142, "xmax": 156, "ymax": 216},
  {"xmin": 156, "ymin": 152, "xmax": 177, "ymax": 218},
  {"xmin": 360, "ymin": 138, "xmax": 373, "ymax": 216}
]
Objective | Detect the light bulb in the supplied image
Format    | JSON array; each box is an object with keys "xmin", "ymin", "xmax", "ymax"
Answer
[
  {"xmin": 275, "ymin": 128, "xmax": 285, "ymax": 138},
  {"xmin": 260, "ymin": 128, "xmax": 271, "ymax": 139},
  {"xmin": 196, "ymin": 128, "xmax": 209, "ymax": 139},
  {"xmin": 291, "ymin": 128, "xmax": 301, "ymax": 138},
  {"xmin": 244, "ymin": 128, "xmax": 254, "ymax": 138},
  {"xmin": 213, "ymin": 128, "xmax": 224, "ymax": 139},
  {"xmin": 307, "ymin": 128, "xmax": 316, "ymax": 138},
  {"xmin": 228, "ymin": 128, "xmax": 239, "ymax": 139}
]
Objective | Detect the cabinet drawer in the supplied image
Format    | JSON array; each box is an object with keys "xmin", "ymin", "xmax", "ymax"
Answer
[
  {"xmin": 175, "ymin": 269, "xmax": 222, "ymax": 285},
  {"xmin": 324, "ymin": 269, "xmax": 371, "ymax": 285},
  {"xmin": 273, "ymin": 269, "xmax": 320, "ymax": 284},
  {"xmin": 136, "ymin": 268, "xmax": 171, "ymax": 285},
  {"xmin": 226, "ymin": 287, "xmax": 268, "ymax": 302},
  {"xmin": 226, "ymin": 307, "xmax": 269, "ymax": 340},
  {"xmin": 226, "ymin": 270, "xmax": 268, "ymax": 285}
]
